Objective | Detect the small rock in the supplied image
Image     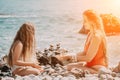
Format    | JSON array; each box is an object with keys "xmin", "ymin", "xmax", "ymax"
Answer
[
  {"xmin": 49, "ymin": 45, "xmax": 54, "ymax": 51},
  {"xmin": 1, "ymin": 77, "xmax": 14, "ymax": 80},
  {"xmin": 99, "ymin": 74, "xmax": 107, "ymax": 80},
  {"xmin": 111, "ymin": 72, "xmax": 117, "ymax": 77}
]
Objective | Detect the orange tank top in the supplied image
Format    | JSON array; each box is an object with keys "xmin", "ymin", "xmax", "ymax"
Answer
[{"xmin": 84, "ymin": 34, "xmax": 107, "ymax": 67}]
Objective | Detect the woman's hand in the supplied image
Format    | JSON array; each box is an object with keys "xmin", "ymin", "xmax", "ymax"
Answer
[{"xmin": 56, "ymin": 55, "xmax": 72, "ymax": 62}]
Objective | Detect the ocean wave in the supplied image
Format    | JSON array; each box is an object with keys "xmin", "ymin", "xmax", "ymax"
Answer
[{"xmin": 0, "ymin": 14, "xmax": 38, "ymax": 18}]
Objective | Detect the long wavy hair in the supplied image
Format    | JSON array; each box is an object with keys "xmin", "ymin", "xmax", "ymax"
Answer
[
  {"xmin": 8, "ymin": 22, "xmax": 36, "ymax": 67},
  {"xmin": 83, "ymin": 10, "xmax": 108, "ymax": 67}
]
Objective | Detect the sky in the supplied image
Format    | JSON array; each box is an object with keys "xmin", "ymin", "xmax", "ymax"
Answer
[{"xmin": 67, "ymin": 0, "xmax": 120, "ymax": 16}]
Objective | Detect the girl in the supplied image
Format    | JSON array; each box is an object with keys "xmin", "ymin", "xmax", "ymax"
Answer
[{"xmin": 7, "ymin": 22, "xmax": 43, "ymax": 76}]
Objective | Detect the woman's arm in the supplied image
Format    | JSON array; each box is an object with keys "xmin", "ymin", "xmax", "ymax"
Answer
[
  {"xmin": 12, "ymin": 42, "xmax": 40, "ymax": 68},
  {"xmin": 56, "ymin": 55, "xmax": 72, "ymax": 62},
  {"xmin": 55, "ymin": 52, "xmax": 85, "ymax": 63},
  {"xmin": 76, "ymin": 51, "xmax": 85, "ymax": 56},
  {"xmin": 77, "ymin": 35, "xmax": 101, "ymax": 62}
]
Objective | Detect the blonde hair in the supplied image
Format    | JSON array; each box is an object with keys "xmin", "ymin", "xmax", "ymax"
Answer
[
  {"xmin": 8, "ymin": 22, "xmax": 36, "ymax": 67},
  {"xmin": 83, "ymin": 10, "xmax": 104, "ymax": 30},
  {"xmin": 83, "ymin": 10, "xmax": 108, "ymax": 67}
]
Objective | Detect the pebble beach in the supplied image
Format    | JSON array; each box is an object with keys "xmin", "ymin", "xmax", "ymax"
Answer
[{"xmin": 1, "ymin": 36, "xmax": 120, "ymax": 80}]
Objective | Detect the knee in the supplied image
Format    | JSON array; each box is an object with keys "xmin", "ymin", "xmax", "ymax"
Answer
[{"xmin": 67, "ymin": 65, "xmax": 72, "ymax": 71}]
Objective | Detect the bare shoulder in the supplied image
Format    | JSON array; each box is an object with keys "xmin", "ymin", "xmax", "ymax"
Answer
[
  {"xmin": 17, "ymin": 41, "xmax": 23, "ymax": 47},
  {"xmin": 12, "ymin": 41, "xmax": 23, "ymax": 57},
  {"xmin": 14, "ymin": 41, "xmax": 23, "ymax": 50}
]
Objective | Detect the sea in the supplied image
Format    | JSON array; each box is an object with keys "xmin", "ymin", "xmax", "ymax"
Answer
[{"xmin": 0, "ymin": 0, "xmax": 119, "ymax": 59}]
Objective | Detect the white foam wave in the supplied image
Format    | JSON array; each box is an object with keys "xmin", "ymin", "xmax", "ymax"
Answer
[{"xmin": 0, "ymin": 14, "xmax": 38, "ymax": 18}]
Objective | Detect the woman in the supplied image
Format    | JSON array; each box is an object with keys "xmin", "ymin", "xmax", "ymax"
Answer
[
  {"xmin": 7, "ymin": 22, "xmax": 43, "ymax": 76},
  {"xmin": 57, "ymin": 10, "xmax": 108, "ymax": 73}
]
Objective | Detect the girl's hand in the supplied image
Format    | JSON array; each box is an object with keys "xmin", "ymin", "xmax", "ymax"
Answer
[
  {"xmin": 39, "ymin": 67, "xmax": 44, "ymax": 73},
  {"xmin": 31, "ymin": 63, "xmax": 44, "ymax": 73},
  {"xmin": 32, "ymin": 63, "xmax": 41, "ymax": 69}
]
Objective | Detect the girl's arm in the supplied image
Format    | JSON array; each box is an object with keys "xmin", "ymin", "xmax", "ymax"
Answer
[
  {"xmin": 55, "ymin": 51, "xmax": 85, "ymax": 63},
  {"xmin": 12, "ymin": 42, "xmax": 40, "ymax": 68},
  {"xmin": 77, "ymin": 35, "xmax": 101, "ymax": 62}
]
